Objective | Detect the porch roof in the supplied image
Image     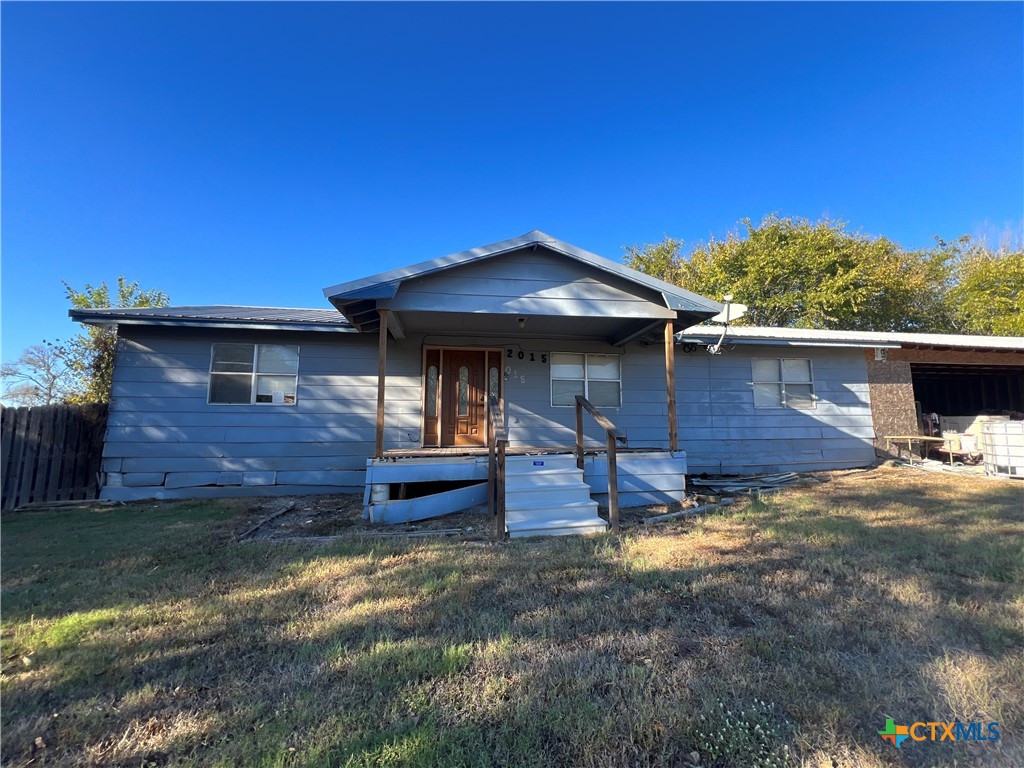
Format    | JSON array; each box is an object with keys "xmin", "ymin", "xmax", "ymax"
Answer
[{"xmin": 322, "ymin": 230, "xmax": 723, "ymax": 337}]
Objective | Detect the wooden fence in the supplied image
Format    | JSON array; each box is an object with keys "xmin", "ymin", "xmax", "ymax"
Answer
[{"xmin": 1, "ymin": 404, "xmax": 108, "ymax": 511}]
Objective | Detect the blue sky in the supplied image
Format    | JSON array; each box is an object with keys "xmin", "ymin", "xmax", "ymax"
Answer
[{"xmin": 3, "ymin": 2, "xmax": 1022, "ymax": 359}]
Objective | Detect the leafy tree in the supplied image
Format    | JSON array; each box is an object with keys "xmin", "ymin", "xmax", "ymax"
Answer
[
  {"xmin": 626, "ymin": 215, "xmax": 955, "ymax": 332},
  {"xmin": 0, "ymin": 344, "xmax": 74, "ymax": 406},
  {"xmin": 623, "ymin": 236, "xmax": 687, "ymax": 287},
  {"xmin": 59, "ymin": 277, "xmax": 170, "ymax": 404},
  {"xmin": 945, "ymin": 242, "xmax": 1024, "ymax": 336}
]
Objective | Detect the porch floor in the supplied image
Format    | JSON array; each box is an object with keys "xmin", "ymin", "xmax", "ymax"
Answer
[{"xmin": 381, "ymin": 445, "xmax": 666, "ymax": 459}]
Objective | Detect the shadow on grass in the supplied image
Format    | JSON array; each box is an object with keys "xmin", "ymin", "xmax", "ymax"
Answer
[{"xmin": 2, "ymin": 472, "xmax": 1022, "ymax": 768}]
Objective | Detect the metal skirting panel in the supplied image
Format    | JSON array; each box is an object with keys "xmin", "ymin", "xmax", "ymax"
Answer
[{"xmin": 368, "ymin": 483, "xmax": 488, "ymax": 525}]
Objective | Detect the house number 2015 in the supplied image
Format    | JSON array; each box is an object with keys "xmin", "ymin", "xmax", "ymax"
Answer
[{"xmin": 506, "ymin": 349, "xmax": 547, "ymax": 363}]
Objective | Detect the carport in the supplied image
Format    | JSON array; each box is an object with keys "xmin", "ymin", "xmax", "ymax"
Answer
[
  {"xmin": 911, "ymin": 361, "xmax": 1024, "ymax": 415},
  {"xmin": 865, "ymin": 334, "xmax": 1024, "ymax": 451}
]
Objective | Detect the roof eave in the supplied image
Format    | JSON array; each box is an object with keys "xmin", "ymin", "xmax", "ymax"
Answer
[
  {"xmin": 678, "ymin": 335, "xmax": 902, "ymax": 350},
  {"xmin": 68, "ymin": 311, "xmax": 355, "ymax": 334}
]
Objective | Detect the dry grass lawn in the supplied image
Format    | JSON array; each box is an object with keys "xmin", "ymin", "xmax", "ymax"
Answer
[{"xmin": 2, "ymin": 467, "xmax": 1022, "ymax": 768}]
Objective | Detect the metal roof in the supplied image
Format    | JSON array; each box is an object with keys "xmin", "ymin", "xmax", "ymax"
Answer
[
  {"xmin": 69, "ymin": 306, "xmax": 355, "ymax": 333},
  {"xmin": 679, "ymin": 325, "xmax": 1024, "ymax": 351},
  {"xmin": 322, "ymin": 229, "xmax": 724, "ymax": 318}
]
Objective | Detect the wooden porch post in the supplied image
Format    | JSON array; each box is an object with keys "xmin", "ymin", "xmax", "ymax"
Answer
[
  {"xmin": 375, "ymin": 309, "xmax": 389, "ymax": 459},
  {"xmin": 665, "ymin": 319, "xmax": 678, "ymax": 452}
]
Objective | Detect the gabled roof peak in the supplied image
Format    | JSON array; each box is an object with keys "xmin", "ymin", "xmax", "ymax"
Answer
[{"xmin": 322, "ymin": 231, "xmax": 722, "ymax": 318}]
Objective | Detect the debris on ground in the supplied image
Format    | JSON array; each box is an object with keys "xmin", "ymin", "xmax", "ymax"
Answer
[
  {"xmin": 236, "ymin": 494, "xmax": 491, "ymax": 542},
  {"xmin": 233, "ymin": 469, "xmax": 853, "ymax": 542},
  {"xmin": 236, "ymin": 501, "xmax": 297, "ymax": 541},
  {"xmin": 642, "ymin": 498, "xmax": 735, "ymax": 525},
  {"xmin": 690, "ymin": 472, "xmax": 801, "ymax": 495},
  {"xmin": 13, "ymin": 498, "xmax": 123, "ymax": 512}
]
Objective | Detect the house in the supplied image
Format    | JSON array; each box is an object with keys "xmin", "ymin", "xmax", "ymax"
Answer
[
  {"xmin": 70, "ymin": 231, "xmax": 1023, "ymax": 535},
  {"xmin": 677, "ymin": 325, "xmax": 1024, "ymax": 462}
]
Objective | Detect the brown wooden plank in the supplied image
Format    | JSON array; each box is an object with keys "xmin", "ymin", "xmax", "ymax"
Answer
[
  {"xmin": 1, "ymin": 408, "xmax": 16, "ymax": 482},
  {"xmin": 575, "ymin": 399, "xmax": 585, "ymax": 469},
  {"xmin": 606, "ymin": 433, "xmax": 620, "ymax": 532},
  {"xmin": 85, "ymin": 405, "xmax": 108, "ymax": 499},
  {"xmin": 45, "ymin": 405, "xmax": 70, "ymax": 501},
  {"xmin": 58, "ymin": 407, "xmax": 84, "ymax": 501},
  {"xmin": 1, "ymin": 408, "xmax": 25, "ymax": 510},
  {"xmin": 665, "ymin": 319, "xmax": 678, "ymax": 452},
  {"xmin": 72, "ymin": 406, "xmax": 100, "ymax": 500},
  {"xmin": 376, "ymin": 309, "xmax": 388, "ymax": 458},
  {"xmin": 15, "ymin": 407, "xmax": 44, "ymax": 509},
  {"xmin": 495, "ymin": 440, "xmax": 506, "ymax": 540},
  {"xmin": 574, "ymin": 396, "xmax": 626, "ymax": 442},
  {"xmin": 487, "ymin": 408, "xmax": 495, "ymax": 520},
  {"xmin": 33, "ymin": 405, "xmax": 57, "ymax": 504}
]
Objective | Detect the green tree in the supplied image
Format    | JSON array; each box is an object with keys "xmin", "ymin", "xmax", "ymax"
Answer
[
  {"xmin": 623, "ymin": 236, "xmax": 687, "ymax": 287},
  {"xmin": 945, "ymin": 242, "xmax": 1024, "ymax": 336},
  {"xmin": 626, "ymin": 215, "xmax": 955, "ymax": 332},
  {"xmin": 60, "ymin": 277, "xmax": 170, "ymax": 403}
]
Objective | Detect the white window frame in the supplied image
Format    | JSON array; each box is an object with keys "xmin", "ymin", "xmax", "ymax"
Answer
[
  {"xmin": 751, "ymin": 357, "xmax": 816, "ymax": 410},
  {"xmin": 550, "ymin": 353, "xmax": 622, "ymax": 408},
  {"xmin": 208, "ymin": 344, "xmax": 300, "ymax": 406}
]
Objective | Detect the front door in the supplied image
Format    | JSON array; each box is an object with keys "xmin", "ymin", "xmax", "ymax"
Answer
[
  {"xmin": 423, "ymin": 349, "xmax": 503, "ymax": 448},
  {"xmin": 441, "ymin": 350, "xmax": 486, "ymax": 447}
]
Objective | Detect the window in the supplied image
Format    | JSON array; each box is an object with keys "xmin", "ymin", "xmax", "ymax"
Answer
[
  {"xmin": 752, "ymin": 358, "xmax": 815, "ymax": 409},
  {"xmin": 209, "ymin": 344, "xmax": 299, "ymax": 405},
  {"xmin": 426, "ymin": 365, "xmax": 439, "ymax": 417},
  {"xmin": 551, "ymin": 353, "xmax": 621, "ymax": 408},
  {"xmin": 488, "ymin": 366, "xmax": 500, "ymax": 400}
]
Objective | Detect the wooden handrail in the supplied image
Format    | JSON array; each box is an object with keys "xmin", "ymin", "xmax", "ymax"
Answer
[
  {"xmin": 487, "ymin": 395, "xmax": 508, "ymax": 443},
  {"xmin": 574, "ymin": 396, "xmax": 625, "ymax": 532},
  {"xmin": 487, "ymin": 395, "xmax": 508, "ymax": 540},
  {"xmin": 575, "ymin": 396, "xmax": 627, "ymax": 444}
]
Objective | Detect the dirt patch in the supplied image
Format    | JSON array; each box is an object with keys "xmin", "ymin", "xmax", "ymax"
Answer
[
  {"xmin": 235, "ymin": 466, "xmax": 997, "ymax": 545},
  {"xmin": 239, "ymin": 494, "xmax": 495, "ymax": 542}
]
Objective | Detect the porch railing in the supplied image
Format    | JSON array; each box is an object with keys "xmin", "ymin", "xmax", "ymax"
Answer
[
  {"xmin": 487, "ymin": 395, "xmax": 508, "ymax": 540},
  {"xmin": 575, "ymin": 395, "xmax": 628, "ymax": 532}
]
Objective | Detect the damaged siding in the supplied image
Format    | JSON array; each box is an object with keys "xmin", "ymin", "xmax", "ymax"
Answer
[
  {"xmin": 99, "ymin": 328, "xmax": 879, "ymax": 502},
  {"xmin": 100, "ymin": 327, "xmax": 420, "ymax": 501}
]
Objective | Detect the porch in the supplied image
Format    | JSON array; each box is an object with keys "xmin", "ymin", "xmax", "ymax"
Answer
[
  {"xmin": 364, "ymin": 396, "xmax": 688, "ymax": 537},
  {"xmin": 363, "ymin": 448, "xmax": 688, "ymax": 535},
  {"xmin": 321, "ymin": 231, "xmax": 724, "ymax": 537}
]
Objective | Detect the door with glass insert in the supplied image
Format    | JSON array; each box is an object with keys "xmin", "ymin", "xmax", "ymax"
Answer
[{"xmin": 441, "ymin": 350, "xmax": 486, "ymax": 447}]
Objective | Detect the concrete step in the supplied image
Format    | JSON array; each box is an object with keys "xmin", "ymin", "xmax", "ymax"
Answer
[
  {"xmin": 505, "ymin": 454, "xmax": 579, "ymax": 473},
  {"xmin": 501, "ymin": 487, "xmax": 593, "ymax": 512},
  {"xmin": 508, "ymin": 522, "xmax": 609, "ymax": 538},
  {"xmin": 504, "ymin": 481, "xmax": 592, "ymax": 506},
  {"xmin": 505, "ymin": 499, "xmax": 607, "ymax": 538},
  {"xmin": 504, "ymin": 467, "xmax": 583, "ymax": 485}
]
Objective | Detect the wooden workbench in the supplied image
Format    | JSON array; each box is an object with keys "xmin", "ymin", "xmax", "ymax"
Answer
[{"xmin": 882, "ymin": 435, "xmax": 959, "ymax": 466}]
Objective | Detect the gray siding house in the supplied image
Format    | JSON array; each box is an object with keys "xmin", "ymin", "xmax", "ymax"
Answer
[{"xmin": 72, "ymin": 232, "xmax": 880, "ymax": 534}]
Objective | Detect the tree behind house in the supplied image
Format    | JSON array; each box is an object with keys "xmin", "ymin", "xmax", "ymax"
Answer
[
  {"xmin": 625, "ymin": 215, "xmax": 956, "ymax": 333},
  {"xmin": 60, "ymin": 277, "xmax": 170, "ymax": 404},
  {"xmin": 944, "ymin": 241, "xmax": 1024, "ymax": 336}
]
